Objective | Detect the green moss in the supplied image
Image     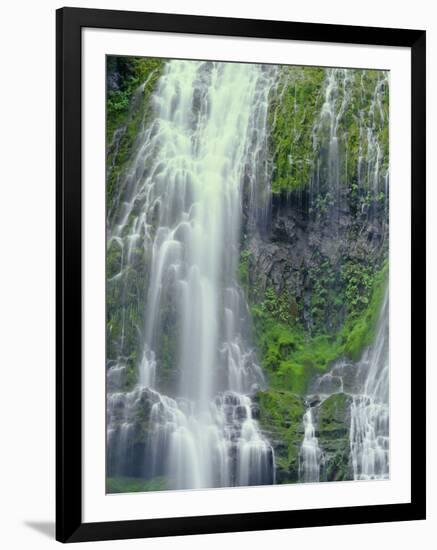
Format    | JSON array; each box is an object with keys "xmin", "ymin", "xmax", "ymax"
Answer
[
  {"xmin": 238, "ymin": 249, "xmax": 251, "ymax": 289},
  {"xmin": 107, "ymin": 238, "xmax": 123, "ymax": 279},
  {"xmin": 105, "ymin": 58, "xmax": 166, "ymax": 365},
  {"xmin": 255, "ymin": 389, "xmax": 305, "ymax": 482},
  {"xmin": 307, "ymin": 256, "xmax": 344, "ymax": 331},
  {"xmin": 318, "ymin": 393, "xmax": 351, "ymax": 435},
  {"xmin": 106, "ymin": 56, "xmax": 165, "ymax": 213},
  {"xmin": 106, "ymin": 245, "xmax": 148, "ymax": 364},
  {"xmin": 106, "ymin": 56, "xmax": 165, "ymax": 143},
  {"xmin": 317, "ymin": 393, "xmax": 352, "ymax": 481},
  {"xmin": 269, "ymin": 68, "xmax": 389, "ymax": 203},
  {"xmin": 340, "ymin": 260, "xmax": 388, "ymax": 360},
  {"xmin": 250, "ymin": 261, "xmax": 388, "ymax": 394},
  {"xmin": 158, "ymin": 329, "xmax": 179, "ymax": 394},
  {"xmin": 269, "ymin": 66, "xmax": 325, "ymax": 194},
  {"xmin": 251, "ymin": 305, "xmax": 340, "ymax": 394},
  {"xmin": 106, "ymin": 476, "xmax": 167, "ymax": 493}
]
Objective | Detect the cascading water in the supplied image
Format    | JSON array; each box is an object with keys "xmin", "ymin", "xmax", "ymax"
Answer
[
  {"xmin": 107, "ymin": 60, "xmax": 277, "ymax": 490},
  {"xmin": 299, "ymin": 408, "xmax": 323, "ymax": 483},
  {"xmin": 298, "ymin": 289, "xmax": 389, "ymax": 482},
  {"xmin": 295, "ymin": 68, "xmax": 389, "ymax": 483},
  {"xmin": 349, "ymin": 290, "xmax": 389, "ymax": 480},
  {"xmin": 107, "ymin": 59, "xmax": 390, "ymax": 490},
  {"xmin": 310, "ymin": 68, "xmax": 389, "ymax": 218}
]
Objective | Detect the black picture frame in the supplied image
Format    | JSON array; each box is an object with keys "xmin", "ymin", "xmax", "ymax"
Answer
[{"xmin": 56, "ymin": 6, "xmax": 426, "ymax": 543}]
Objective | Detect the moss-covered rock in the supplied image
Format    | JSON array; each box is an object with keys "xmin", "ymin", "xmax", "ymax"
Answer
[
  {"xmin": 269, "ymin": 66, "xmax": 325, "ymax": 194},
  {"xmin": 339, "ymin": 261, "xmax": 388, "ymax": 360},
  {"xmin": 268, "ymin": 67, "xmax": 389, "ymax": 203},
  {"xmin": 242, "ymin": 194, "xmax": 388, "ymax": 394},
  {"xmin": 106, "ymin": 57, "xmax": 166, "ymax": 377},
  {"xmin": 255, "ymin": 389, "xmax": 305, "ymax": 483},
  {"xmin": 106, "ymin": 56, "xmax": 165, "ymax": 216},
  {"xmin": 317, "ymin": 393, "xmax": 352, "ymax": 481}
]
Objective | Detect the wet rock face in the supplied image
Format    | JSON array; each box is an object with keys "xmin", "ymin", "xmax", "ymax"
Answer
[
  {"xmin": 245, "ymin": 196, "xmax": 386, "ymax": 331},
  {"xmin": 255, "ymin": 389, "xmax": 306, "ymax": 483},
  {"xmin": 310, "ymin": 360, "xmax": 366, "ymax": 395},
  {"xmin": 316, "ymin": 393, "xmax": 353, "ymax": 481},
  {"xmin": 106, "ymin": 387, "xmax": 162, "ymax": 478},
  {"xmin": 107, "ymin": 70, "xmax": 121, "ymax": 92},
  {"xmin": 244, "ymin": 388, "xmax": 354, "ymax": 484}
]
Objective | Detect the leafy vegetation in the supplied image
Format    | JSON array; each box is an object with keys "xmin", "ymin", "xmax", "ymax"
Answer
[
  {"xmin": 106, "ymin": 56, "xmax": 164, "ymax": 144},
  {"xmin": 340, "ymin": 260, "xmax": 388, "ymax": 360},
  {"xmin": 248, "ymin": 260, "xmax": 388, "ymax": 394}
]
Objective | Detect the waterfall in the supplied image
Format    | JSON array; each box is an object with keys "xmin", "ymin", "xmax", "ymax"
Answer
[
  {"xmin": 350, "ymin": 290, "xmax": 389, "ymax": 480},
  {"xmin": 291, "ymin": 69, "xmax": 389, "ymax": 482},
  {"xmin": 298, "ymin": 289, "xmax": 389, "ymax": 481},
  {"xmin": 107, "ymin": 59, "xmax": 389, "ymax": 490},
  {"xmin": 107, "ymin": 60, "xmax": 277, "ymax": 490},
  {"xmin": 299, "ymin": 408, "xmax": 323, "ymax": 483},
  {"xmin": 310, "ymin": 69, "xmax": 389, "ymax": 217}
]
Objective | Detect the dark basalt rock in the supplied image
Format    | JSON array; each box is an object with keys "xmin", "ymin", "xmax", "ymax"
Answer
[{"xmin": 245, "ymin": 196, "xmax": 386, "ymax": 331}]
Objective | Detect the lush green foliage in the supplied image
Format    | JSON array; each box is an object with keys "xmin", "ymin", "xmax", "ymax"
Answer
[
  {"xmin": 248, "ymin": 261, "xmax": 388, "ymax": 394},
  {"xmin": 106, "ymin": 56, "xmax": 164, "ymax": 143},
  {"xmin": 339, "ymin": 260, "xmax": 388, "ymax": 360},
  {"xmin": 306, "ymin": 252, "xmax": 387, "ymax": 333},
  {"xmin": 251, "ymin": 307, "xmax": 339, "ymax": 394}
]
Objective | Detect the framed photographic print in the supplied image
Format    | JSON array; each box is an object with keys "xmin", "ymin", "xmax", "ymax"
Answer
[{"xmin": 56, "ymin": 7, "xmax": 426, "ymax": 543}]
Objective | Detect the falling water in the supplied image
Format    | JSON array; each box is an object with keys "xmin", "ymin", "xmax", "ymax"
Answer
[
  {"xmin": 297, "ymin": 68, "xmax": 389, "ymax": 482},
  {"xmin": 298, "ymin": 289, "xmax": 389, "ymax": 481},
  {"xmin": 310, "ymin": 69, "xmax": 389, "ymax": 217},
  {"xmin": 314, "ymin": 69, "xmax": 353, "ymax": 206},
  {"xmin": 350, "ymin": 290, "xmax": 389, "ymax": 480},
  {"xmin": 107, "ymin": 60, "xmax": 277, "ymax": 490},
  {"xmin": 299, "ymin": 407, "xmax": 323, "ymax": 483}
]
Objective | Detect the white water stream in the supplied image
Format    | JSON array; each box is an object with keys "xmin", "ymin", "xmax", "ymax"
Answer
[
  {"xmin": 299, "ymin": 408, "xmax": 323, "ymax": 483},
  {"xmin": 299, "ymin": 289, "xmax": 389, "ymax": 482},
  {"xmin": 107, "ymin": 60, "xmax": 277, "ymax": 489},
  {"xmin": 311, "ymin": 68, "xmax": 389, "ymax": 214},
  {"xmin": 349, "ymin": 291, "xmax": 389, "ymax": 480}
]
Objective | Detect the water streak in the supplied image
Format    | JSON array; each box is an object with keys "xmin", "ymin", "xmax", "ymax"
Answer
[
  {"xmin": 299, "ymin": 407, "xmax": 323, "ymax": 482},
  {"xmin": 107, "ymin": 60, "xmax": 277, "ymax": 489},
  {"xmin": 350, "ymin": 291, "xmax": 389, "ymax": 480},
  {"xmin": 299, "ymin": 289, "xmax": 389, "ymax": 481}
]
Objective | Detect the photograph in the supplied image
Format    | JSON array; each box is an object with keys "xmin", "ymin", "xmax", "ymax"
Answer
[{"xmin": 105, "ymin": 56, "xmax": 390, "ymax": 493}]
